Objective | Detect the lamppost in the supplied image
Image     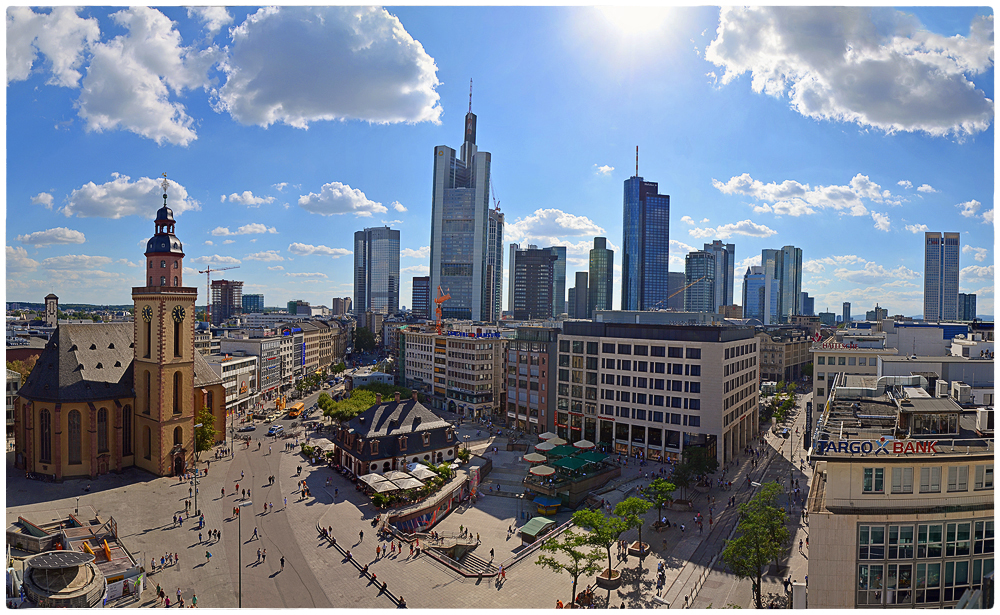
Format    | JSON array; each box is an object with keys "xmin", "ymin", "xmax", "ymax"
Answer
[
  {"xmin": 193, "ymin": 423, "xmax": 203, "ymax": 516},
  {"xmin": 463, "ymin": 435, "xmax": 470, "ymax": 451},
  {"xmin": 237, "ymin": 500, "xmax": 253, "ymax": 607}
]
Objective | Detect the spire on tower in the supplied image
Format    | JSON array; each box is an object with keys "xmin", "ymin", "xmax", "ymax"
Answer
[
  {"xmin": 161, "ymin": 172, "xmax": 169, "ymax": 205},
  {"xmin": 635, "ymin": 146, "xmax": 638, "ymax": 178},
  {"xmin": 469, "ymin": 78, "xmax": 473, "ymax": 114}
]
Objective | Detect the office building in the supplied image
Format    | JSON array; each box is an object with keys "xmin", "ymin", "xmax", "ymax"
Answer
[
  {"xmin": 354, "ymin": 226, "xmax": 400, "ymax": 317},
  {"xmin": 720, "ymin": 305, "xmax": 743, "ymax": 319},
  {"xmin": 703, "ymin": 240, "xmax": 735, "ymax": 312},
  {"xmin": 621, "ymin": 175, "xmax": 670, "ymax": 311},
  {"xmin": 588, "ymin": 237, "xmax": 615, "ymax": 318},
  {"xmin": 867, "ymin": 304, "xmax": 889, "ymax": 322},
  {"xmin": 569, "ymin": 271, "xmax": 589, "ymax": 319},
  {"xmin": 550, "ymin": 246, "xmax": 567, "ymax": 317},
  {"xmin": 510, "ymin": 246, "xmax": 557, "ymax": 320},
  {"xmin": 843, "ymin": 302, "xmax": 852, "ymax": 325},
  {"xmin": 684, "ymin": 250, "xmax": 716, "ymax": 313},
  {"xmin": 412, "ymin": 276, "xmax": 431, "ymax": 319},
  {"xmin": 287, "ymin": 300, "xmax": 310, "ymax": 316},
  {"xmin": 205, "ymin": 353, "xmax": 260, "ymax": 416},
  {"xmin": 555, "ymin": 321, "xmax": 759, "ymax": 465},
  {"xmin": 924, "ymin": 232, "xmax": 961, "ymax": 321},
  {"xmin": 505, "ymin": 327, "xmax": 560, "ymax": 435},
  {"xmin": 756, "ymin": 329, "xmax": 811, "ymax": 383},
  {"xmin": 959, "ymin": 293, "xmax": 978, "ymax": 322},
  {"xmin": 667, "ymin": 272, "xmax": 686, "ymax": 311},
  {"xmin": 762, "ymin": 246, "xmax": 802, "ymax": 322},
  {"xmin": 819, "ymin": 311, "xmax": 837, "ymax": 326},
  {"xmin": 242, "ymin": 293, "xmax": 264, "ymax": 313},
  {"xmin": 331, "ymin": 297, "xmax": 352, "ymax": 317},
  {"xmin": 801, "ymin": 292, "xmax": 815, "ymax": 317},
  {"xmin": 809, "ymin": 332, "xmax": 898, "ymax": 403},
  {"xmin": 743, "ymin": 266, "xmax": 779, "ymax": 325},
  {"xmin": 210, "ymin": 279, "xmax": 243, "ymax": 326},
  {"xmin": 429, "ymin": 97, "xmax": 502, "ymax": 322}
]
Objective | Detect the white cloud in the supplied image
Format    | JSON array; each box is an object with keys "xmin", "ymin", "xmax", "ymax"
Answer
[
  {"xmin": 214, "ymin": 6, "xmax": 441, "ymax": 128},
  {"xmin": 272, "ymin": 182, "xmax": 288, "ymax": 192},
  {"xmin": 689, "ymin": 219, "xmax": 777, "ymax": 240},
  {"xmin": 803, "ymin": 255, "xmax": 867, "ymax": 274},
  {"xmin": 834, "ymin": 262, "xmax": 919, "ymax": 285},
  {"xmin": 957, "ymin": 199, "xmax": 982, "ymax": 218},
  {"xmin": 669, "ymin": 238, "xmax": 698, "ymax": 269},
  {"xmin": 871, "ymin": 211, "xmax": 891, "ymax": 232},
  {"xmin": 189, "ymin": 254, "xmax": 241, "ymax": 266},
  {"xmin": 40, "ymin": 254, "xmax": 113, "ymax": 269},
  {"xmin": 223, "ymin": 191, "xmax": 275, "ymax": 207},
  {"xmin": 961, "ymin": 264, "xmax": 994, "ymax": 281},
  {"xmin": 298, "ymin": 182, "xmax": 387, "ymax": 217},
  {"xmin": 77, "ymin": 7, "xmax": 223, "ymax": 146},
  {"xmin": 983, "ymin": 209, "xmax": 994, "ymax": 224},
  {"xmin": 117, "ymin": 258, "xmax": 139, "ymax": 268},
  {"xmin": 210, "ymin": 223, "xmax": 278, "ymax": 236},
  {"xmin": 6, "ymin": 246, "xmax": 39, "ymax": 272},
  {"xmin": 680, "ymin": 215, "xmax": 695, "ymax": 225},
  {"xmin": 401, "ymin": 264, "xmax": 430, "ymax": 275},
  {"xmin": 391, "ymin": 201, "xmax": 407, "ymax": 213},
  {"xmin": 904, "ymin": 223, "xmax": 929, "ymax": 234},
  {"xmin": 222, "ymin": 239, "xmax": 236, "ymax": 244},
  {"xmin": 6, "ymin": 7, "xmax": 100, "ymax": 88},
  {"xmin": 31, "ymin": 192, "xmax": 55, "ymax": 209},
  {"xmin": 712, "ymin": 172, "xmax": 878, "ymax": 217},
  {"xmin": 287, "ymin": 242, "xmax": 352, "ymax": 258},
  {"xmin": 16, "ymin": 227, "xmax": 86, "ymax": 246},
  {"xmin": 916, "ymin": 184, "xmax": 938, "ymax": 193},
  {"xmin": 186, "ymin": 7, "xmax": 232, "ymax": 35},
  {"xmin": 381, "ymin": 219, "xmax": 403, "ymax": 226},
  {"xmin": 268, "ymin": 265, "xmax": 284, "ymax": 271},
  {"xmin": 285, "ymin": 272, "xmax": 328, "ymax": 278},
  {"xmin": 897, "ymin": 180, "xmax": 913, "ymax": 189},
  {"xmin": 735, "ymin": 254, "xmax": 762, "ymax": 273},
  {"xmin": 245, "ymin": 251, "xmax": 285, "ymax": 262},
  {"xmin": 594, "ymin": 164, "xmax": 614, "ymax": 176},
  {"xmin": 401, "ymin": 246, "xmax": 430, "ymax": 259},
  {"xmin": 700, "ymin": 218, "xmax": 710, "ymax": 224},
  {"xmin": 705, "ymin": 7, "xmax": 994, "ymax": 138},
  {"xmin": 204, "ymin": 240, "xmax": 213, "ymax": 245},
  {"xmin": 61, "ymin": 173, "xmax": 199, "ymax": 218},
  {"xmin": 963, "ymin": 245, "xmax": 989, "ymax": 262},
  {"xmin": 506, "ymin": 208, "xmax": 605, "ymax": 245}
]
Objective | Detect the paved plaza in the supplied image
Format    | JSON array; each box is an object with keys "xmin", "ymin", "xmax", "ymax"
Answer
[{"xmin": 6, "ymin": 391, "xmax": 815, "ymax": 608}]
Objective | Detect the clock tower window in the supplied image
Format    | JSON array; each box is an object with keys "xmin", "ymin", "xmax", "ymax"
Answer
[
  {"xmin": 174, "ymin": 276, "xmax": 178, "ymax": 287},
  {"xmin": 174, "ymin": 320, "xmax": 182, "ymax": 357},
  {"xmin": 160, "ymin": 276, "xmax": 166, "ymax": 286},
  {"xmin": 144, "ymin": 320, "xmax": 151, "ymax": 358}
]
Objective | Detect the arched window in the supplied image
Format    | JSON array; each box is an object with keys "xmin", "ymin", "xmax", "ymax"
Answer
[
  {"xmin": 97, "ymin": 408, "xmax": 108, "ymax": 453},
  {"xmin": 173, "ymin": 426, "xmax": 183, "ymax": 446},
  {"xmin": 161, "ymin": 260, "xmax": 166, "ymax": 268},
  {"xmin": 144, "ymin": 371, "xmax": 151, "ymax": 415},
  {"xmin": 143, "ymin": 426, "xmax": 152, "ymax": 460},
  {"xmin": 160, "ymin": 276, "xmax": 166, "ymax": 286},
  {"xmin": 206, "ymin": 390, "xmax": 213, "ymax": 413},
  {"xmin": 173, "ymin": 372, "xmax": 182, "ymax": 414},
  {"xmin": 39, "ymin": 409, "xmax": 52, "ymax": 463},
  {"xmin": 173, "ymin": 261, "xmax": 178, "ymax": 269},
  {"xmin": 149, "ymin": 276, "xmax": 153, "ymax": 286},
  {"xmin": 122, "ymin": 405, "xmax": 133, "ymax": 455},
  {"xmin": 144, "ymin": 320, "xmax": 151, "ymax": 358},
  {"xmin": 149, "ymin": 260, "xmax": 153, "ymax": 269},
  {"xmin": 173, "ymin": 276, "xmax": 178, "ymax": 287},
  {"xmin": 68, "ymin": 410, "xmax": 82, "ymax": 464}
]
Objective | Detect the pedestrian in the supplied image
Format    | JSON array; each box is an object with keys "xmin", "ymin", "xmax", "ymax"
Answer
[
  {"xmin": 161, "ymin": 555, "xmax": 166, "ymax": 568},
  {"xmin": 177, "ymin": 588, "xmax": 182, "ymax": 603},
  {"xmin": 257, "ymin": 548, "xmax": 261, "ymax": 562},
  {"xmin": 284, "ymin": 497, "xmax": 287, "ymax": 509},
  {"xmin": 360, "ymin": 530, "xmax": 364, "ymax": 542},
  {"xmin": 280, "ymin": 556, "xmax": 285, "ymax": 571},
  {"xmin": 175, "ymin": 553, "xmax": 179, "ymax": 567},
  {"xmin": 252, "ymin": 527, "xmax": 258, "ymax": 540},
  {"xmin": 192, "ymin": 594, "xmax": 197, "ymax": 608},
  {"xmin": 377, "ymin": 545, "xmax": 381, "ymax": 558},
  {"xmin": 151, "ymin": 557, "xmax": 156, "ymax": 572},
  {"xmin": 490, "ymin": 548, "xmax": 494, "ymax": 559},
  {"xmin": 262, "ymin": 549, "xmax": 266, "ymax": 563},
  {"xmin": 165, "ymin": 597, "xmax": 170, "ymax": 608}
]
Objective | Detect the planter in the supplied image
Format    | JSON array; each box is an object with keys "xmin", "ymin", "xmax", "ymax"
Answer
[
  {"xmin": 627, "ymin": 541, "xmax": 650, "ymax": 557},
  {"xmin": 595, "ymin": 568, "xmax": 622, "ymax": 590}
]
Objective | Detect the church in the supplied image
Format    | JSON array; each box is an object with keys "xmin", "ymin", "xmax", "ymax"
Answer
[{"xmin": 13, "ymin": 178, "xmax": 227, "ymax": 479}]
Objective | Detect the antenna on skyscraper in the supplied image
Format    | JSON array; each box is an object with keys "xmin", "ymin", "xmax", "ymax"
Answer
[
  {"xmin": 635, "ymin": 146, "xmax": 639, "ymax": 177},
  {"xmin": 469, "ymin": 78, "xmax": 473, "ymax": 113}
]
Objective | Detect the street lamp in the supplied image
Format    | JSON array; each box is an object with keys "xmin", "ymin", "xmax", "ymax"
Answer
[
  {"xmin": 193, "ymin": 424, "xmax": 203, "ymax": 516},
  {"xmin": 237, "ymin": 500, "xmax": 253, "ymax": 607},
  {"xmin": 463, "ymin": 435, "xmax": 470, "ymax": 451}
]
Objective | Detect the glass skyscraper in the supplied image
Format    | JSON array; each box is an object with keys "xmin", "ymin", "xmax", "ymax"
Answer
[
  {"xmin": 621, "ymin": 176, "xmax": 670, "ymax": 311},
  {"xmin": 923, "ymin": 232, "xmax": 960, "ymax": 321},
  {"xmin": 703, "ymin": 240, "xmax": 735, "ymax": 312},
  {"xmin": 684, "ymin": 250, "xmax": 716, "ymax": 312},
  {"xmin": 588, "ymin": 237, "xmax": 614, "ymax": 318},
  {"xmin": 354, "ymin": 226, "xmax": 400, "ymax": 317},
  {"xmin": 761, "ymin": 245, "xmax": 802, "ymax": 322},
  {"xmin": 550, "ymin": 246, "xmax": 566, "ymax": 317},
  {"xmin": 510, "ymin": 246, "xmax": 557, "ymax": 320},
  {"xmin": 742, "ymin": 266, "xmax": 778, "ymax": 325}
]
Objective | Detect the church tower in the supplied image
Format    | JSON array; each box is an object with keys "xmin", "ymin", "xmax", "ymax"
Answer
[{"xmin": 131, "ymin": 174, "xmax": 198, "ymax": 476}]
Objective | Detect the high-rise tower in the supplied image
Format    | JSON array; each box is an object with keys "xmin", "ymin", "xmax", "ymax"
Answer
[
  {"xmin": 588, "ymin": 237, "xmax": 614, "ymax": 318},
  {"xmin": 684, "ymin": 250, "xmax": 716, "ymax": 312},
  {"xmin": 761, "ymin": 245, "xmax": 802, "ymax": 322},
  {"xmin": 354, "ymin": 226, "xmax": 400, "ymax": 317},
  {"xmin": 923, "ymin": 232, "xmax": 960, "ymax": 321},
  {"xmin": 621, "ymin": 168, "xmax": 670, "ymax": 311},
  {"xmin": 703, "ymin": 240, "xmax": 735, "ymax": 312},
  {"xmin": 510, "ymin": 246, "xmax": 557, "ymax": 320}
]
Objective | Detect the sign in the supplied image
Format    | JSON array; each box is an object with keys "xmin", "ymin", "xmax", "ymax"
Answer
[
  {"xmin": 240, "ymin": 381, "xmax": 248, "ymax": 394},
  {"xmin": 815, "ymin": 438, "xmax": 938, "ymax": 456},
  {"xmin": 446, "ymin": 331, "xmax": 502, "ymax": 339}
]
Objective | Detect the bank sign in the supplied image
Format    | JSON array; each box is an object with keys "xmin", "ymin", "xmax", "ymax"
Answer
[{"xmin": 815, "ymin": 437, "xmax": 939, "ymax": 456}]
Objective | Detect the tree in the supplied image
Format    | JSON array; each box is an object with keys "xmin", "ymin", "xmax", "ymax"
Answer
[
  {"xmin": 645, "ymin": 478, "xmax": 677, "ymax": 521},
  {"xmin": 331, "ymin": 362, "xmax": 347, "ymax": 374},
  {"xmin": 671, "ymin": 461, "xmax": 695, "ymax": 499},
  {"xmin": 353, "ymin": 327, "xmax": 376, "ymax": 353},
  {"xmin": 7, "ymin": 356, "xmax": 37, "ymax": 386},
  {"xmin": 572, "ymin": 508, "xmax": 629, "ymax": 574},
  {"xmin": 194, "ymin": 407, "xmax": 217, "ymax": 457},
  {"xmin": 535, "ymin": 530, "xmax": 604, "ymax": 605},
  {"xmin": 801, "ymin": 362, "xmax": 813, "ymax": 378},
  {"xmin": 721, "ymin": 481, "xmax": 789, "ymax": 609},
  {"xmin": 681, "ymin": 446, "xmax": 720, "ymax": 478},
  {"xmin": 613, "ymin": 497, "xmax": 653, "ymax": 555}
]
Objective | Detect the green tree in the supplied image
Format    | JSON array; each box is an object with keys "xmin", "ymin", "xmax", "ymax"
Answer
[
  {"xmin": 456, "ymin": 448, "xmax": 471, "ymax": 462},
  {"xmin": 645, "ymin": 478, "xmax": 677, "ymax": 521},
  {"xmin": 331, "ymin": 362, "xmax": 347, "ymax": 374},
  {"xmin": 721, "ymin": 481, "xmax": 789, "ymax": 609},
  {"xmin": 353, "ymin": 327, "xmax": 376, "ymax": 353},
  {"xmin": 613, "ymin": 497, "xmax": 653, "ymax": 556},
  {"xmin": 801, "ymin": 362, "xmax": 813, "ymax": 378},
  {"xmin": 681, "ymin": 446, "xmax": 720, "ymax": 478},
  {"xmin": 572, "ymin": 508, "xmax": 629, "ymax": 574},
  {"xmin": 194, "ymin": 407, "xmax": 217, "ymax": 456},
  {"xmin": 671, "ymin": 461, "xmax": 696, "ymax": 499},
  {"xmin": 535, "ymin": 530, "xmax": 604, "ymax": 605}
]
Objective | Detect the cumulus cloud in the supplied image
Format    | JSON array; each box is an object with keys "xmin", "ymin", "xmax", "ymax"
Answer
[
  {"xmin": 904, "ymin": 223, "xmax": 930, "ymax": 234},
  {"xmin": 204, "ymin": 240, "xmax": 213, "ymax": 245},
  {"xmin": 6, "ymin": 246, "xmax": 39, "ymax": 272},
  {"xmin": 680, "ymin": 215, "xmax": 695, "ymax": 225},
  {"xmin": 712, "ymin": 172, "xmax": 886, "ymax": 217},
  {"xmin": 871, "ymin": 211, "xmax": 891, "ymax": 232},
  {"xmin": 735, "ymin": 254, "xmax": 762, "ymax": 273},
  {"xmin": 16, "ymin": 227, "xmax": 86, "ymax": 246},
  {"xmin": 401, "ymin": 246, "xmax": 430, "ymax": 259},
  {"xmin": 834, "ymin": 262, "xmax": 919, "ymax": 284},
  {"xmin": 391, "ymin": 201, "xmax": 407, "ymax": 212},
  {"xmin": 594, "ymin": 164, "xmax": 614, "ymax": 175},
  {"xmin": 210, "ymin": 223, "xmax": 278, "ymax": 236},
  {"xmin": 963, "ymin": 245, "xmax": 989, "ymax": 262},
  {"xmin": 287, "ymin": 242, "xmax": 351, "ymax": 258},
  {"xmin": 245, "ymin": 251, "xmax": 285, "ymax": 262},
  {"xmin": 31, "ymin": 192, "xmax": 55, "ymax": 209},
  {"xmin": 705, "ymin": 7, "xmax": 994, "ymax": 138},
  {"xmin": 897, "ymin": 180, "xmax": 913, "ymax": 189},
  {"xmin": 689, "ymin": 219, "xmax": 777, "ymax": 239},
  {"xmin": 223, "ymin": 191, "xmax": 275, "ymax": 206},
  {"xmin": 77, "ymin": 7, "xmax": 223, "ymax": 146},
  {"xmin": 117, "ymin": 258, "xmax": 139, "ymax": 268},
  {"xmin": 222, "ymin": 239, "xmax": 235, "ymax": 244},
  {"xmin": 983, "ymin": 209, "xmax": 994, "ymax": 224},
  {"xmin": 40, "ymin": 254, "xmax": 113, "ymax": 269},
  {"xmin": 917, "ymin": 184, "xmax": 938, "ymax": 193},
  {"xmin": 285, "ymin": 272, "xmax": 328, "ymax": 278},
  {"xmin": 401, "ymin": 264, "xmax": 430, "ymax": 275},
  {"xmin": 957, "ymin": 199, "xmax": 982, "ymax": 218},
  {"xmin": 6, "ymin": 7, "xmax": 100, "ymax": 87},
  {"xmin": 272, "ymin": 182, "xmax": 288, "ymax": 192},
  {"xmin": 961, "ymin": 264, "xmax": 994, "ymax": 281},
  {"xmin": 214, "ymin": 6, "xmax": 441, "ymax": 128},
  {"xmin": 803, "ymin": 255, "xmax": 867, "ymax": 274},
  {"xmin": 298, "ymin": 182, "xmax": 387, "ymax": 217},
  {"xmin": 189, "ymin": 254, "xmax": 241, "ymax": 266},
  {"xmin": 61, "ymin": 173, "xmax": 199, "ymax": 218},
  {"xmin": 268, "ymin": 265, "xmax": 284, "ymax": 271},
  {"xmin": 186, "ymin": 6, "xmax": 232, "ymax": 35},
  {"xmin": 506, "ymin": 208, "xmax": 605, "ymax": 245}
]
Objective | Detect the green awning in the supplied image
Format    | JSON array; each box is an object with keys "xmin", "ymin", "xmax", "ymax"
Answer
[
  {"xmin": 552, "ymin": 456, "xmax": 589, "ymax": 471},
  {"xmin": 575, "ymin": 450, "xmax": 608, "ymax": 463},
  {"xmin": 547, "ymin": 445, "xmax": 578, "ymax": 458},
  {"xmin": 520, "ymin": 516, "xmax": 557, "ymax": 538}
]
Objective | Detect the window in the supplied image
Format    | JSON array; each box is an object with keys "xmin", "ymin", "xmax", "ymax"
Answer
[
  {"xmin": 602, "ymin": 343, "xmax": 615, "ymax": 353},
  {"xmin": 886, "ymin": 563, "xmax": 912, "ymax": 605},
  {"xmin": 688, "ymin": 415, "xmax": 700, "ymax": 427},
  {"xmin": 617, "ymin": 344, "xmax": 631, "ymax": 355},
  {"xmin": 68, "ymin": 409, "xmax": 82, "ymax": 464},
  {"xmin": 586, "ymin": 357, "xmax": 598, "ymax": 370},
  {"xmin": 848, "ymin": 357, "xmax": 857, "ymax": 366},
  {"xmin": 945, "ymin": 522, "xmax": 971, "ymax": 557},
  {"xmin": 817, "ymin": 372, "xmax": 825, "ymax": 381},
  {"xmin": 863, "ymin": 468, "xmax": 885, "ymax": 493},
  {"xmin": 686, "ymin": 348, "xmax": 701, "ymax": 359},
  {"xmin": 973, "ymin": 520, "xmax": 994, "ymax": 554},
  {"xmin": 173, "ymin": 260, "xmax": 178, "ymax": 269},
  {"xmin": 838, "ymin": 356, "xmax": 846, "ymax": 365},
  {"xmin": 888, "ymin": 525, "xmax": 914, "ymax": 559},
  {"xmin": 144, "ymin": 426, "xmax": 152, "ymax": 460},
  {"xmin": 943, "ymin": 559, "xmax": 970, "ymax": 602},
  {"xmin": 572, "ymin": 341, "xmax": 584, "ymax": 354},
  {"xmin": 690, "ymin": 365, "xmax": 700, "ymax": 376},
  {"xmin": 857, "ymin": 564, "xmax": 884, "ymax": 605},
  {"xmin": 974, "ymin": 464, "xmax": 993, "ymax": 489},
  {"xmin": 689, "ymin": 399, "xmax": 700, "ymax": 410},
  {"xmin": 818, "ymin": 356, "xmax": 825, "ymax": 365},
  {"xmin": 174, "ymin": 426, "xmax": 183, "ymax": 446},
  {"xmin": 817, "ymin": 388, "xmax": 824, "ymax": 397},
  {"xmin": 917, "ymin": 524, "xmax": 943, "ymax": 558},
  {"xmin": 859, "ymin": 525, "xmax": 886, "ymax": 559},
  {"xmin": 39, "ymin": 409, "xmax": 52, "ymax": 463},
  {"xmin": 97, "ymin": 408, "xmax": 108, "ymax": 453},
  {"xmin": 123, "ymin": 405, "xmax": 133, "ymax": 455},
  {"xmin": 690, "ymin": 382, "xmax": 701, "ymax": 394},
  {"xmin": 174, "ymin": 320, "xmax": 182, "ymax": 357},
  {"xmin": 559, "ymin": 340, "xmax": 569, "ymax": 352},
  {"xmin": 651, "ymin": 346, "xmax": 665, "ymax": 357},
  {"xmin": 173, "ymin": 371, "xmax": 183, "ymax": 414},
  {"xmin": 161, "ymin": 260, "xmax": 166, "ymax": 268},
  {"xmin": 160, "ymin": 276, "xmax": 166, "ymax": 285},
  {"xmin": 859, "ymin": 357, "xmax": 867, "ymax": 366},
  {"xmin": 634, "ymin": 345, "xmax": 647, "ymax": 356},
  {"xmin": 920, "ymin": 466, "xmax": 941, "ymax": 493},
  {"xmin": 586, "ymin": 342, "xmax": 598, "ymax": 355},
  {"xmin": 828, "ymin": 356, "xmax": 835, "ymax": 364},
  {"xmin": 173, "ymin": 276, "xmax": 178, "ymax": 286},
  {"xmin": 558, "ymin": 369, "xmax": 569, "ymax": 382},
  {"xmin": 915, "ymin": 562, "xmax": 941, "ymax": 604},
  {"xmin": 668, "ymin": 347, "xmax": 683, "ymax": 358},
  {"xmin": 558, "ymin": 354, "xmax": 570, "ymax": 367},
  {"xmin": 149, "ymin": 260, "xmax": 153, "ymax": 269},
  {"xmin": 948, "ymin": 465, "xmax": 969, "ymax": 492},
  {"xmin": 571, "ymin": 356, "xmax": 584, "ymax": 369},
  {"xmin": 891, "ymin": 467, "xmax": 913, "ymax": 494}
]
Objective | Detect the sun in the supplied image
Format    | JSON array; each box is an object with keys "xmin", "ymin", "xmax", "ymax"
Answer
[{"xmin": 596, "ymin": 5, "xmax": 675, "ymax": 35}]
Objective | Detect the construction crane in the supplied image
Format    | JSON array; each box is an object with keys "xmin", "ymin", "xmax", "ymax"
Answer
[
  {"xmin": 434, "ymin": 286, "xmax": 451, "ymax": 335},
  {"xmin": 648, "ymin": 275, "xmax": 708, "ymax": 311},
  {"xmin": 198, "ymin": 264, "xmax": 240, "ymax": 324}
]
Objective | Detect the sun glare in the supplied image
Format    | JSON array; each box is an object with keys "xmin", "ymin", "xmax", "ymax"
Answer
[{"xmin": 596, "ymin": 5, "xmax": 674, "ymax": 34}]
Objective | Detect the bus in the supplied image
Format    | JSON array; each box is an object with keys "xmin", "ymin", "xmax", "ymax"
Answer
[{"xmin": 287, "ymin": 401, "xmax": 305, "ymax": 419}]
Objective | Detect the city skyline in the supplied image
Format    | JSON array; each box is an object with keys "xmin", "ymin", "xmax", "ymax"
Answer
[{"xmin": 6, "ymin": 6, "xmax": 995, "ymax": 318}]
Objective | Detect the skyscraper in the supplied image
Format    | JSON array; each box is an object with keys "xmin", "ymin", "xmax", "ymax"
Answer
[
  {"xmin": 842, "ymin": 302, "xmax": 851, "ymax": 325},
  {"xmin": 210, "ymin": 279, "xmax": 243, "ymax": 325},
  {"xmin": 242, "ymin": 293, "xmax": 264, "ymax": 313},
  {"xmin": 550, "ymin": 246, "xmax": 567, "ymax": 317},
  {"xmin": 510, "ymin": 246, "xmax": 557, "ymax": 320},
  {"xmin": 412, "ymin": 276, "xmax": 431, "ymax": 319},
  {"xmin": 667, "ymin": 272, "xmax": 686, "ymax": 311},
  {"xmin": 800, "ymin": 292, "xmax": 815, "ymax": 317},
  {"xmin": 703, "ymin": 240, "xmax": 735, "ymax": 312},
  {"xmin": 743, "ymin": 266, "xmax": 778, "ymax": 325},
  {"xmin": 569, "ymin": 271, "xmax": 589, "ymax": 319},
  {"xmin": 429, "ymin": 92, "xmax": 501, "ymax": 321},
  {"xmin": 762, "ymin": 245, "xmax": 802, "ymax": 322},
  {"xmin": 958, "ymin": 293, "xmax": 977, "ymax": 321},
  {"xmin": 588, "ymin": 237, "xmax": 614, "ymax": 318},
  {"xmin": 684, "ymin": 250, "xmax": 716, "ymax": 312},
  {"xmin": 621, "ymin": 174, "xmax": 670, "ymax": 311},
  {"xmin": 354, "ymin": 226, "xmax": 400, "ymax": 317},
  {"xmin": 923, "ymin": 232, "xmax": 960, "ymax": 321}
]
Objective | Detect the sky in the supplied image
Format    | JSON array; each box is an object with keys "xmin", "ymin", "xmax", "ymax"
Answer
[{"xmin": 5, "ymin": 5, "xmax": 996, "ymax": 319}]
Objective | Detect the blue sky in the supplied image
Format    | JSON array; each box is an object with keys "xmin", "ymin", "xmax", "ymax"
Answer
[{"xmin": 5, "ymin": 6, "xmax": 995, "ymax": 318}]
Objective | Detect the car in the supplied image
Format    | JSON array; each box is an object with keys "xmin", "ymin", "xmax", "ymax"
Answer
[
  {"xmin": 238, "ymin": 424, "xmax": 256, "ymax": 433},
  {"xmin": 266, "ymin": 425, "xmax": 284, "ymax": 436}
]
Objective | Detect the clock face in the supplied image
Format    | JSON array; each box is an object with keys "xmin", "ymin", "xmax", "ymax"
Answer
[
  {"xmin": 142, "ymin": 306, "xmax": 153, "ymax": 322},
  {"xmin": 172, "ymin": 305, "xmax": 186, "ymax": 323}
]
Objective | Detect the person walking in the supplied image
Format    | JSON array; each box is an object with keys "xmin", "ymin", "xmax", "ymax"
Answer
[
  {"xmin": 252, "ymin": 527, "xmax": 259, "ymax": 540},
  {"xmin": 280, "ymin": 556, "xmax": 285, "ymax": 572},
  {"xmin": 284, "ymin": 497, "xmax": 287, "ymax": 509},
  {"xmin": 262, "ymin": 549, "xmax": 266, "ymax": 563},
  {"xmin": 257, "ymin": 548, "xmax": 261, "ymax": 563},
  {"xmin": 376, "ymin": 545, "xmax": 381, "ymax": 559},
  {"xmin": 359, "ymin": 530, "xmax": 364, "ymax": 542}
]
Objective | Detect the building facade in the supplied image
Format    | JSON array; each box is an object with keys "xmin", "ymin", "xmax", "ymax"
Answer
[
  {"xmin": 588, "ymin": 237, "xmax": 614, "ymax": 318},
  {"xmin": 959, "ymin": 293, "xmax": 978, "ymax": 322},
  {"xmin": 762, "ymin": 246, "xmax": 802, "ymax": 322},
  {"xmin": 505, "ymin": 327, "xmax": 559, "ymax": 435},
  {"xmin": 801, "ymin": 292, "xmax": 815, "ymax": 317},
  {"xmin": 210, "ymin": 279, "xmax": 242, "ymax": 326},
  {"xmin": 354, "ymin": 226, "xmax": 400, "ymax": 318},
  {"xmin": 412, "ymin": 276, "xmax": 431, "ymax": 319},
  {"xmin": 667, "ymin": 272, "xmax": 686, "ymax": 311},
  {"xmin": 621, "ymin": 176, "xmax": 670, "ymax": 311},
  {"xmin": 924, "ymin": 232, "xmax": 961, "ymax": 321},
  {"xmin": 510, "ymin": 246, "xmax": 557, "ymax": 320},
  {"xmin": 219, "ymin": 337, "xmax": 282, "ymax": 400},
  {"xmin": 809, "ymin": 334, "xmax": 899, "ymax": 404},
  {"xmin": 550, "ymin": 246, "xmax": 567, "ymax": 317},
  {"xmin": 570, "ymin": 271, "xmax": 589, "ymax": 320},
  {"xmin": 331, "ymin": 297, "xmax": 352, "ymax": 317},
  {"xmin": 684, "ymin": 250, "xmax": 716, "ymax": 313},
  {"xmin": 205, "ymin": 353, "xmax": 259, "ymax": 417},
  {"xmin": 756, "ymin": 329, "xmax": 811, "ymax": 383},
  {"xmin": 704, "ymin": 240, "xmax": 735, "ymax": 313},
  {"xmin": 242, "ymin": 293, "xmax": 264, "ymax": 313},
  {"xmin": 743, "ymin": 266, "xmax": 778, "ymax": 325}
]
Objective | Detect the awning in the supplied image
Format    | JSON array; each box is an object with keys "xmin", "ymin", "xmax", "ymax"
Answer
[
  {"xmin": 382, "ymin": 470, "xmax": 412, "ymax": 482},
  {"xmin": 575, "ymin": 450, "xmax": 608, "ymax": 463},
  {"xmin": 529, "ymin": 465, "xmax": 556, "ymax": 477},
  {"xmin": 407, "ymin": 466, "xmax": 438, "ymax": 480},
  {"xmin": 552, "ymin": 456, "xmax": 589, "ymax": 471},
  {"xmin": 547, "ymin": 437, "xmax": 568, "ymax": 446},
  {"xmin": 547, "ymin": 445, "xmax": 578, "ymax": 458},
  {"xmin": 533, "ymin": 496, "xmax": 562, "ymax": 507},
  {"xmin": 534, "ymin": 441, "xmax": 555, "ymax": 452},
  {"xmin": 392, "ymin": 477, "xmax": 424, "ymax": 490},
  {"xmin": 573, "ymin": 439, "xmax": 596, "ymax": 449},
  {"xmin": 520, "ymin": 516, "xmax": 556, "ymax": 538},
  {"xmin": 523, "ymin": 453, "xmax": 547, "ymax": 463},
  {"xmin": 537, "ymin": 431, "xmax": 558, "ymax": 441}
]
